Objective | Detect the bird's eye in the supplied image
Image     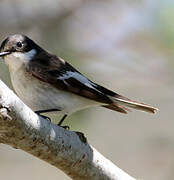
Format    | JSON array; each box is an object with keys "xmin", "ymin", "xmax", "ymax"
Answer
[{"xmin": 16, "ymin": 42, "xmax": 23, "ymax": 48}]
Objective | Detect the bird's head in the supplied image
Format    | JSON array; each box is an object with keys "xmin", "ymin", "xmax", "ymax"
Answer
[{"xmin": 0, "ymin": 34, "xmax": 41, "ymax": 71}]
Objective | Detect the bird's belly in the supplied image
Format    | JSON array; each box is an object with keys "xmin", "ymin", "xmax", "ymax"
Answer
[{"xmin": 10, "ymin": 69, "xmax": 100, "ymax": 115}]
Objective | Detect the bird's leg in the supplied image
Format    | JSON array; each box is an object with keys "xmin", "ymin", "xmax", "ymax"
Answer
[
  {"xmin": 35, "ymin": 110, "xmax": 69, "ymax": 129},
  {"xmin": 35, "ymin": 109, "xmax": 60, "ymax": 121},
  {"xmin": 57, "ymin": 114, "xmax": 69, "ymax": 129},
  {"xmin": 35, "ymin": 109, "xmax": 60, "ymax": 114}
]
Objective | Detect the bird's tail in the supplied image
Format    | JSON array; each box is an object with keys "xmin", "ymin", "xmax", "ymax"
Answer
[{"xmin": 103, "ymin": 94, "xmax": 158, "ymax": 114}]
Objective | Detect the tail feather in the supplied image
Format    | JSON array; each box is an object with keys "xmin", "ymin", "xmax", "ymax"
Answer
[
  {"xmin": 92, "ymin": 82, "xmax": 158, "ymax": 114},
  {"xmin": 102, "ymin": 104, "xmax": 130, "ymax": 114},
  {"xmin": 106, "ymin": 94, "xmax": 158, "ymax": 114}
]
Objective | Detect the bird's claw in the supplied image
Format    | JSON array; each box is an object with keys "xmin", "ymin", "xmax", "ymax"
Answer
[
  {"xmin": 58, "ymin": 125, "xmax": 70, "ymax": 130},
  {"xmin": 38, "ymin": 114, "xmax": 51, "ymax": 121},
  {"xmin": 74, "ymin": 131, "xmax": 87, "ymax": 144}
]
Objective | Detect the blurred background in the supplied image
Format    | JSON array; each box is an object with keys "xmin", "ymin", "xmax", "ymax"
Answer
[{"xmin": 0, "ymin": 0, "xmax": 173, "ymax": 179}]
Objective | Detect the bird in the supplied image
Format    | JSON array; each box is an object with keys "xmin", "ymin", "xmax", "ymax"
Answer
[{"xmin": 0, "ymin": 34, "xmax": 158, "ymax": 128}]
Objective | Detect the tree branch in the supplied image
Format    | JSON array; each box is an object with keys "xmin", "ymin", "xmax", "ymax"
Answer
[{"xmin": 0, "ymin": 80, "xmax": 136, "ymax": 180}]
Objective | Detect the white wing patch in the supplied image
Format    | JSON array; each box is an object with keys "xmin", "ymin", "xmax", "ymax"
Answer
[
  {"xmin": 13, "ymin": 49, "xmax": 36, "ymax": 62},
  {"xmin": 4, "ymin": 49, "xmax": 37, "ymax": 72},
  {"xmin": 59, "ymin": 71, "xmax": 98, "ymax": 90}
]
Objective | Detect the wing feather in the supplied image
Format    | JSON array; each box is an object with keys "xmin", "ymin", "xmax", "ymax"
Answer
[
  {"xmin": 27, "ymin": 55, "xmax": 112, "ymax": 104},
  {"xmin": 27, "ymin": 53, "xmax": 158, "ymax": 114}
]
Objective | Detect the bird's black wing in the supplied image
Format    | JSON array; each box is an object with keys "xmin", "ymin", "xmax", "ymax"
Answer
[
  {"xmin": 27, "ymin": 53, "xmax": 112, "ymax": 104},
  {"xmin": 28, "ymin": 53, "xmax": 157, "ymax": 114},
  {"xmin": 27, "ymin": 53, "xmax": 128, "ymax": 113}
]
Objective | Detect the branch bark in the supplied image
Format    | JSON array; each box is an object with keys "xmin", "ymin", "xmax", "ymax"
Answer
[{"xmin": 0, "ymin": 80, "xmax": 136, "ymax": 180}]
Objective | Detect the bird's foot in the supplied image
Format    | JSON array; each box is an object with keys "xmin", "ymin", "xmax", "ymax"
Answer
[
  {"xmin": 40, "ymin": 115, "xmax": 51, "ymax": 121},
  {"xmin": 58, "ymin": 125, "xmax": 70, "ymax": 130},
  {"xmin": 74, "ymin": 131, "xmax": 87, "ymax": 144},
  {"xmin": 35, "ymin": 112, "xmax": 51, "ymax": 121},
  {"xmin": 35, "ymin": 109, "xmax": 60, "ymax": 121}
]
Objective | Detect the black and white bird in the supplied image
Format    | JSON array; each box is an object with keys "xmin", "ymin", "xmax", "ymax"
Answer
[{"xmin": 0, "ymin": 34, "xmax": 158, "ymax": 127}]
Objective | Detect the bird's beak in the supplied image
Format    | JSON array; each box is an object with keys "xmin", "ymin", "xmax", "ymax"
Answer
[{"xmin": 0, "ymin": 51, "xmax": 10, "ymax": 57}]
